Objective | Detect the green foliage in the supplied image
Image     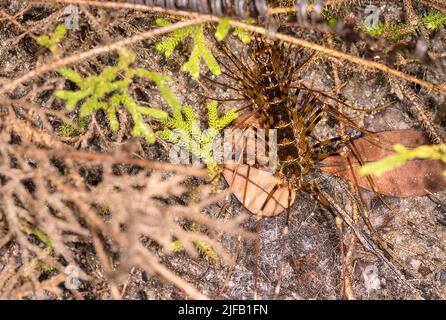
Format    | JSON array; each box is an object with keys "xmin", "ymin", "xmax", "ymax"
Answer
[
  {"xmin": 35, "ymin": 260, "xmax": 56, "ymax": 273},
  {"xmin": 156, "ymin": 19, "xmax": 220, "ymax": 79},
  {"xmin": 362, "ymin": 20, "xmax": 409, "ymax": 40},
  {"xmin": 155, "ymin": 18, "xmax": 196, "ymax": 58},
  {"xmin": 156, "ymin": 101, "xmax": 238, "ymax": 176},
  {"xmin": 57, "ymin": 116, "xmax": 89, "ymax": 137},
  {"xmin": 182, "ymin": 26, "xmax": 221, "ymax": 79},
  {"xmin": 215, "ymin": 17, "xmax": 251, "ymax": 44},
  {"xmin": 361, "ymin": 21, "xmax": 385, "ymax": 37},
  {"xmin": 95, "ymin": 203, "xmax": 110, "ymax": 215},
  {"xmin": 215, "ymin": 18, "xmax": 231, "ymax": 41},
  {"xmin": 37, "ymin": 24, "xmax": 67, "ymax": 55},
  {"xmin": 20, "ymin": 220, "xmax": 55, "ymax": 272},
  {"xmin": 54, "ymin": 50, "xmax": 177, "ymax": 143},
  {"xmin": 38, "ymin": 26, "xmax": 181, "ymax": 143},
  {"xmin": 322, "ymin": 8, "xmax": 338, "ymax": 29},
  {"xmin": 155, "ymin": 18, "xmax": 251, "ymax": 79},
  {"xmin": 361, "ymin": 10, "xmax": 446, "ymax": 41},
  {"xmin": 234, "ymin": 26, "xmax": 251, "ymax": 44},
  {"xmin": 360, "ymin": 143, "xmax": 446, "ymax": 177},
  {"xmin": 25, "ymin": 226, "xmax": 53, "ymax": 255},
  {"xmin": 171, "ymin": 223, "xmax": 219, "ymax": 262},
  {"xmin": 386, "ymin": 22, "xmax": 413, "ymax": 41},
  {"xmin": 422, "ymin": 10, "xmax": 446, "ymax": 30}
]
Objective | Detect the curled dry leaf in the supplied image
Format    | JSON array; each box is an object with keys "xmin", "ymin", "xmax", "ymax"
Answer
[
  {"xmin": 222, "ymin": 163, "xmax": 296, "ymax": 217},
  {"xmin": 321, "ymin": 129, "xmax": 446, "ymax": 197}
]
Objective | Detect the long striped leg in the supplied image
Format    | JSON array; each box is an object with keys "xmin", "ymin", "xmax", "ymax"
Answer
[
  {"xmin": 284, "ymin": 185, "xmax": 292, "ymax": 235},
  {"xmin": 345, "ymin": 144, "xmax": 408, "ymax": 270},
  {"xmin": 215, "ymin": 38, "xmax": 257, "ymax": 84}
]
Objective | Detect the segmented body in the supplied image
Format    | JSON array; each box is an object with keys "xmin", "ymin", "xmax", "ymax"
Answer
[
  {"xmin": 241, "ymin": 40, "xmax": 335, "ymax": 191},
  {"xmin": 248, "ymin": 43, "xmax": 303, "ymax": 183},
  {"xmin": 214, "ymin": 35, "xmax": 356, "ymax": 215}
]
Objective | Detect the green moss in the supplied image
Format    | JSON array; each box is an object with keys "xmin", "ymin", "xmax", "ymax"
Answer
[
  {"xmin": 386, "ymin": 22, "xmax": 413, "ymax": 41},
  {"xmin": 422, "ymin": 10, "xmax": 446, "ymax": 30},
  {"xmin": 156, "ymin": 19, "xmax": 220, "ymax": 79},
  {"xmin": 25, "ymin": 226, "xmax": 53, "ymax": 255},
  {"xmin": 361, "ymin": 21, "xmax": 384, "ymax": 37},
  {"xmin": 156, "ymin": 18, "xmax": 251, "ymax": 79},
  {"xmin": 322, "ymin": 7, "xmax": 338, "ymax": 29},
  {"xmin": 215, "ymin": 18, "xmax": 232, "ymax": 41},
  {"xmin": 95, "ymin": 203, "xmax": 110, "ymax": 215},
  {"xmin": 57, "ymin": 116, "xmax": 89, "ymax": 137},
  {"xmin": 360, "ymin": 10, "xmax": 446, "ymax": 41},
  {"xmin": 53, "ymin": 50, "xmax": 175, "ymax": 143},
  {"xmin": 170, "ymin": 223, "xmax": 219, "ymax": 262},
  {"xmin": 37, "ymin": 24, "xmax": 67, "ymax": 55},
  {"xmin": 39, "ymin": 26, "xmax": 182, "ymax": 144},
  {"xmin": 157, "ymin": 101, "xmax": 238, "ymax": 177}
]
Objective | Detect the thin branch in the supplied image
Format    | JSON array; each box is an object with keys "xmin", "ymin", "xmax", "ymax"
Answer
[{"xmin": 8, "ymin": 144, "xmax": 208, "ymax": 177}]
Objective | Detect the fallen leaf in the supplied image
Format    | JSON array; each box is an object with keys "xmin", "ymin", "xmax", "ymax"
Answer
[
  {"xmin": 222, "ymin": 163, "xmax": 296, "ymax": 216},
  {"xmin": 321, "ymin": 129, "xmax": 446, "ymax": 197}
]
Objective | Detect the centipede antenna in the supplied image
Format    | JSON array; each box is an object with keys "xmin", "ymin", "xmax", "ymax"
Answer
[
  {"xmin": 193, "ymin": 90, "xmax": 246, "ymax": 102},
  {"xmin": 200, "ymin": 74, "xmax": 244, "ymax": 93}
]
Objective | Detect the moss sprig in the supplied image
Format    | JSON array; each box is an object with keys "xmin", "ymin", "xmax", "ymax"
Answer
[
  {"xmin": 54, "ymin": 50, "xmax": 179, "ymax": 143},
  {"xmin": 37, "ymin": 24, "xmax": 67, "ymax": 55},
  {"xmin": 215, "ymin": 17, "xmax": 251, "ymax": 44},
  {"xmin": 421, "ymin": 10, "xmax": 446, "ymax": 30},
  {"xmin": 171, "ymin": 223, "xmax": 219, "ymax": 262},
  {"xmin": 156, "ymin": 101, "xmax": 238, "ymax": 176},
  {"xmin": 362, "ymin": 10, "xmax": 446, "ymax": 40},
  {"xmin": 156, "ymin": 19, "xmax": 220, "ymax": 79},
  {"xmin": 156, "ymin": 18, "xmax": 251, "ymax": 80},
  {"xmin": 38, "ymin": 25, "xmax": 182, "ymax": 143}
]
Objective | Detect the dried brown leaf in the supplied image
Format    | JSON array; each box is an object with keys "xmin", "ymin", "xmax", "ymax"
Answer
[
  {"xmin": 321, "ymin": 129, "xmax": 446, "ymax": 197},
  {"xmin": 222, "ymin": 163, "xmax": 296, "ymax": 216}
]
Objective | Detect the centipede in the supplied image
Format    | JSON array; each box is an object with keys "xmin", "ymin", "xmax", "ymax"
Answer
[
  {"xmin": 210, "ymin": 38, "xmax": 348, "ymax": 294},
  {"xmin": 199, "ymin": 25, "xmax": 431, "ymax": 298}
]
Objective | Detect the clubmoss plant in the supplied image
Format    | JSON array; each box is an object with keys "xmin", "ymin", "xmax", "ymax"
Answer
[
  {"xmin": 57, "ymin": 116, "xmax": 89, "ymax": 137},
  {"xmin": 156, "ymin": 18, "xmax": 250, "ymax": 79},
  {"xmin": 321, "ymin": 7, "xmax": 338, "ymax": 29},
  {"xmin": 37, "ymin": 24, "xmax": 67, "ymax": 55},
  {"xmin": 39, "ymin": 25, "xmax": 183, "ymax": 143},
  {"xmin": 361, "ymin": 21, "xmax": 384, "ymax": 37},
  {"xmin": 26, "ymin": 226, "xmax": 53, "ymax": 255},
  {"xmin": 54, "ymin": 50, "xmax": 177, "ymax": 143},
  {"xmin": 171, "ymin": 222, "xmax": 219, "ymax": 262},
  {"xmin": 157, "ymin": 101, "xmax": 238, "ymax": 176},
  {"xmin": 156, "ymin": 18, "xmax": 220, "ymax": 79}
]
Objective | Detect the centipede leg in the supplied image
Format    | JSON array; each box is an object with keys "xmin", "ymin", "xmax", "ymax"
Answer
[
  {"xmin": 325, "ymin": 106, "xmax": 373, "ymax": 135},
  {"xmin": 254, "ymin": 182, "xmax": 283, "ymax": 299},
  {"xmin": 284, "ymin": 183, "xmax": 296, "ymax": 235},
  {"xmin": 346, "ymin": 144, "xmax": 409, "ymax": 271},
  {"xmin": 254, "ymin": 214, "xmax": 260, "ymax": 300}
]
